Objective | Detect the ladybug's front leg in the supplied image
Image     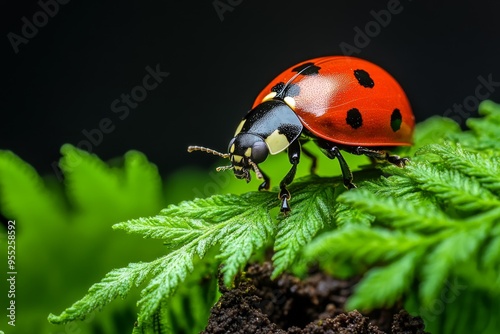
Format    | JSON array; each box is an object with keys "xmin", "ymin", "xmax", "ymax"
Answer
[
  {"xmin": 279, "ymin": 140, "xmax": 301, "ymax": 213},
  {"xmin": 350, "ymin": 147, "xmax": 409, "ymax": 167},
  {"xmin": 257, "ymin": 169, "xmax": 271, "ymax": 191}
]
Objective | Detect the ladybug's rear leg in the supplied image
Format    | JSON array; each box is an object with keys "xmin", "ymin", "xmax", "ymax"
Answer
[
  {"xmin": 301, "ymin": 145, "xmax": 318, "ymax": 175},
  {"xmin": 329, "ymin": 147, "xmax": 356, "ymax": 189},
  {"xmin": 278, "ymin": 140, "xmax": 301, "ymax": 213},
  {"xmin": 349, "ymin": 147, "xmax": 409, "ymax": 167}
]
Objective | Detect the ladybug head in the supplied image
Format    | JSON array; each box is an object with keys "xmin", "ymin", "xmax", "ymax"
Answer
[
  {"xmin": 227, "ymin": 133, "xmax": 268, "ymax": 182},
  {"xmin": 187, "ymin": 133, "xmax": 269, "ymax": 183}
]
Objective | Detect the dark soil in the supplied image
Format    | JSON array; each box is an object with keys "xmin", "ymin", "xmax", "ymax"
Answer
[{"xmin": 202, "ymin": 262, "xmax": 428, "ymax": 334}]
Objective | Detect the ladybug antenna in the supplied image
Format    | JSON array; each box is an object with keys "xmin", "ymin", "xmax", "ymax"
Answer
[
  {"xmin": 248, "ymin": 160, "xmax": 263, "ymax": 179},
  {"xmin": 216, "ymin": 165, "xmax": 234, "ymax": 172},
  {"xmin": 187, "ymin": 146, "xmax": 230, "ymax": 159},
  {"xmin": 276, "ymin": 64, "xmax": 313, "ymax": 98}
]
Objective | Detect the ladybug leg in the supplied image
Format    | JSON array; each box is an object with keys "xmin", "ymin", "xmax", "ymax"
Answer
[
  {"xmin": 279, "ymin": 140, "xmax": 301, "ymax": 213},
  {"xmin": 258, "ymin": 169, "xmax": 271, "ymax": 191},
  {"xmin": 329, "ymin": 147, "xmax": 356, "ymax": 189},
  {"xmin": 350, "ymin": 147, "xmax": 409, "ymax": 167},
  {"xmin": 316, "ymin": 140, "xmax": 356, "ymax": 189}
]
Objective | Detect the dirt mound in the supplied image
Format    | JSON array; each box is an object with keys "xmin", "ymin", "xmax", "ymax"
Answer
[{"xmin": 202, "ymin": 262, "xmax": 428, "ymax": 334}]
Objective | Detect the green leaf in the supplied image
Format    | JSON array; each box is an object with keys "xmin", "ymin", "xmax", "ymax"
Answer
[
  {"xmin": 272, "ymin": 176, "xmax": 341, "ymax": 278},
  {"xmin": 115, "ymin": 191, "xmax": 275, "ymax": 325},
  {"xmin": 60, "ymin": 144, "xmax": 163, "ymax": 220},
  {"xmin": 304, "ymin": 226, "xmax": 423, "ymax": 267},
  {"xmin": 347, "ymin": 251, "xmax": 422, "ymax": 310},
  {"xmin": 338, "ymin": 187, "xmax": 452, "ymax": 233},
  {"xmin": 481, "ymin": 225, "xmax": 500, "ymax": 268},
  {"xmin": 48, "ymin": 261, "xmax": 156, "ymax": 324},
  {"xmin": 0, "ymin": 150, "xmax": 66, "ymax": 226},
  {"xmin": 422, "ymin": 143, "xmax": 500, "ymax": 195},
  {"xmin": 466, "ymin": 113, "xmax": 500, "ymax": 144},
  {"xmin": 333, "ymin": 202, "xmax": 374, "ymax": 227},
  {"xmin": 216, "ymin": 206, "xmax": 274, "ymax": 283},
  {"xmin": 449, "ymin": 100, "xmax": 500, "ymax": 150},
  {"xmin": 389, "ymin": 162, "xmax": 500, "ymax": 214},
  {"xmin": 132, "ymin": 298, "xmax": 172, "ymax": 334},
  {"xmin": 404, "ymin": 116, "xmax": 461, "ymax": 155},
  {"xmin": 419, "ymin": 225, "xmax": 488, "ymax": 307},
  {"xmin": 0, "ymin": 144, "xmax": 167, "ymax": 334}
]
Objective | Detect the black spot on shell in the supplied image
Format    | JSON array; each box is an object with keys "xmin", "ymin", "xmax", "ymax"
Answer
[
  {"xmin": 271, "ymin": 82, "xmax": 285, "ymax": 93},
  {"xmin": 271, "ymin": 82, "xmax": 300, "ymax": 97},
  {"xmin": 346, "ymin": 108, "xmax": 363, "ymax": 129},
  {"xmin": 391, "ymin": 108, "xmax": 402, "ymax": 132},
  {"xmin": 354, "ymin": 69, "xmax": 374, "ymax": 88},
  {"xmin": 292, "ymin": 62, "xmax": 321, "ymax": 75}
]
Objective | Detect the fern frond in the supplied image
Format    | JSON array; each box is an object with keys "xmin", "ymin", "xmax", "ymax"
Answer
[
  {"xmin": 304, "ymin": 226, "xmax": 424, "ymax": 266},
  {"xmin": 48, "ymin": 100, "xmax": 500, "ymax": 334},
  {"xmin": 421, "ymin": 143, "xmax": 500, "ymax": 195},
  {"xmin": 405, "ymin": 115, "xmax": 461, "ymax": 155},
  {"xmin": 419, "ymin": 224, "xmax": 490, "ymax": 307},
  {"xmin": 338, "ymin": 188, "xmax": 452, "ymax": 233},
  {"xmin": 272, "ymin": 176, "xmax": 341, "ymax": 278},
  {"xmin": 48, "ymin": 261, "xmax": 158, "ymax": 324},
  {"xmin": 216, "ymin": 198, "xmax": 275, "ymax": 282},
  {"xmin": 450, "ymin": 100, "xmax": 500, "ymax": 150},
  {"xmin": 51, "ymin": 191, "xmax": 275, "ymax": 326},
  {"xmin": 388, "ymin": 162, "xmax": 500, "ymax": 214},
  {"xmin": 347, "ymin": 250, "xmax": 422, "ymax": 310},
  {"xmin": 0, "ymin": 150, "xmax": 65, "ymax": 226},
  {"xmin": 333, "ymin": 202, "xmax": 374, "ymax": 227},
  {"xmin": 482, "ymin": 224, "xmax": 500, "ymax": 268},
  {"xmin": 466, "ymin": 107, "xmax": 500, "ymax": 146},
  {"xmin": 132, "ymin": 298, "xmax": 172, "ymax": 334},
  {"xmin": 59, "ymin": 144, "xmax": 163, "ymax": 218}
]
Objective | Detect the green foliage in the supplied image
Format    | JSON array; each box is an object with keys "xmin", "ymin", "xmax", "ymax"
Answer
[
  {"xmin": 5, "ymin": 100, "xmax": 500, "ymax": 333},
  {"xmin": 0, "ymin": 145, "xmax": 214, "ymax": 333},
  {"xmin": 47, "ymin": 159, "xmax": 364, "ymax": 333},
  {"xmin": 51, "ymin": 185, "xmax": 339, "ymax": 331},
  {"xmin": 272, "ymin": 176, "xmax": 342, "ymax": 278},
  {"xmin": 304, "ymin": 100, "xmax": 500, "ymax": 333},
  {"xmin": 49, "ymin": 100, "xmax": 500, "ymax": 333}
]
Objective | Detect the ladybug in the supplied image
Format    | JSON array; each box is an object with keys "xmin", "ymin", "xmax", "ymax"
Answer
[{"xmin": 188, "ymin": 56, "xmax": 414, "ymax": 213}]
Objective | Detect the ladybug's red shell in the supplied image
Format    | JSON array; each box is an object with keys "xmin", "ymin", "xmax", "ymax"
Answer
[{"xmin": 252, "ymin": 56, "xmax": 414, "ymax": 147}]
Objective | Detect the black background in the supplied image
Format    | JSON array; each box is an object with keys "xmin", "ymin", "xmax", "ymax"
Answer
[{"xmin": 3, "ymin": 0, "xmax": 500, "ymax": 178}]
